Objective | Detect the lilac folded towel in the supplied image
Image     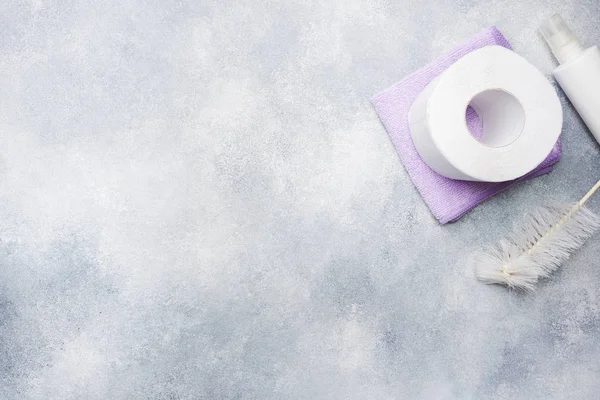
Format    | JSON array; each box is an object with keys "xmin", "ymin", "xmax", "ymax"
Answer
[{"xmin": 371, "ymin": 27, "xmax": 562, "ymax": 224}]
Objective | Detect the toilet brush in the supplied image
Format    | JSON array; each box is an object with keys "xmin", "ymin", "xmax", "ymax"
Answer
[{"xmin": 474, "ymin": 179, "xmax": 600, "ymax": 291}]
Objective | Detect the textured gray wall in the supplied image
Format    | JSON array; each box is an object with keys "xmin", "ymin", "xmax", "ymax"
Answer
[{"xmin": 1, "ymin": 0, "xmax": 600, "ymax": 399}]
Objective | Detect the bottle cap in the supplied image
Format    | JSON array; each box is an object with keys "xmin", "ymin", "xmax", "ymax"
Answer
[{"xmin": 539, "ymin": 14, "xmax": 584, "ymax": 64}]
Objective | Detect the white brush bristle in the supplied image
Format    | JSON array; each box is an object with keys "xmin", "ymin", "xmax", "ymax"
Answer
[{"xmin": 474, "ymin": 203, "xmax": 600, "ymax": 292}]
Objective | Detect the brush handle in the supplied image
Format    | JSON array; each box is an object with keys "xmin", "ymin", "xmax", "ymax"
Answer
[{"xmin": 579, "ymin": 179, "xmax": 600, "ymax": 206}]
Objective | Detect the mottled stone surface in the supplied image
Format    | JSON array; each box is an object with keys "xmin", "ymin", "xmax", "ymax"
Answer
[{"xmin": 1, "ymin": 1, "xmax": 600, "ymax": 399}]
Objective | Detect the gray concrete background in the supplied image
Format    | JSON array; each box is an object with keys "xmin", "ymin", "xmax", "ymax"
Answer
[{"xmin": 1, "ymin": 0, "xmax": 600, "ymax": 399}]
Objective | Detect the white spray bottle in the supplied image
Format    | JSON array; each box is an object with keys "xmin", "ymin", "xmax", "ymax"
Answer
[{"xmin": 540, "ymin": 14, "xmax": 600, "ymax": 145}]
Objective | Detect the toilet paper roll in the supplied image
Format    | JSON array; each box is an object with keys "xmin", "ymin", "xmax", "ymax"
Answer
[{"xmin": 408, "ymin": 45, "xmax": 563, "ymax": 182}]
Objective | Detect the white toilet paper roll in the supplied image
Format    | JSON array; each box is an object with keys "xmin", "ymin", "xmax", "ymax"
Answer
[{"xmin": 408, "ymin": 45, "xmax": 563, "ymax": 182}]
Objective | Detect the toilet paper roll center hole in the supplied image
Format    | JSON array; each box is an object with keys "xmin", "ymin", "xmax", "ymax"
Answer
[{"xmin": 465, "ymin": 89, "xmax": 526, "ymax": 148}]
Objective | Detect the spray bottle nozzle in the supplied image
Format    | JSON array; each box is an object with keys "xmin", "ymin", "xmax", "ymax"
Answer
[{"xmin": 539, "ymin": 14, "xmax": 584, "ymax": 64}]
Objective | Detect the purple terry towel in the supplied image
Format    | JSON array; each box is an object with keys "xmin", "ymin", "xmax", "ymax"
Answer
[{"xmin": 371, "ymin": 27, "xmax": 562, "ymax": 224}]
